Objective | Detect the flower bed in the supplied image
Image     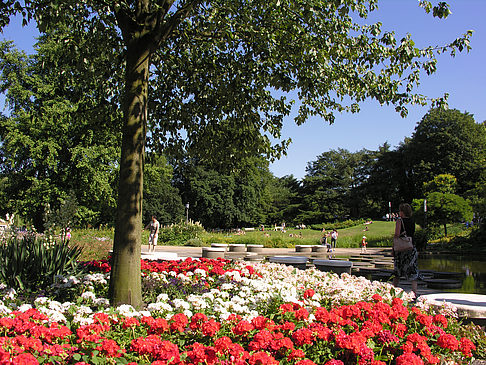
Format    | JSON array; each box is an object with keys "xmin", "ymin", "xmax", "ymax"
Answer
[{"xmin": 0, "ymin": 257, "xmax": 484, "ymax": 364}]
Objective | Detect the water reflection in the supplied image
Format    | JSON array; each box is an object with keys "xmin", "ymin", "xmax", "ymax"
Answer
[{"xmin": 419, "ymin": 254, "xmax": 486, "ymax": 294}]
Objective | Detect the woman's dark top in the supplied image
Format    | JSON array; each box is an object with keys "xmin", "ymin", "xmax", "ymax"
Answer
[{"xmin": 399, "ymin": 217, "xmax": 415, "ymax": 240}]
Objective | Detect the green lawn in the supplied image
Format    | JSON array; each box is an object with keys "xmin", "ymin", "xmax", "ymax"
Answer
[
  {"xmin": 201, "ymin": 221, "xmax": 396, "ymax": 248},
  {"xmin": 70, "ymin": 221, "xmax": 398, "ymax": 259}
]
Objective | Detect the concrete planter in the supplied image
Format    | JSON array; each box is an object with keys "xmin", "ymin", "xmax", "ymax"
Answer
[
  {"xmin": 247, "ymin": 244, "xmax": 264, "ymax": 253},
  {"xmin": 269, "ymin": 256, "xmax": 308, "ymax": 270},
  {"xmin": 313, "ymin": 259, "xmax": 353, "ymax": 275},
  {"xmin": 211, "ymin": 243, "xmax": 229, "ymax": 251},
  {"xmin": 229, "ymin": 244, "xmax": 246, "ymax": 252},
  {"xmin": 202, "ymin": 247, "xmax": 225, "ymax": 259},
  {"xmin": 295, "ymin": 245, "xmax": 313, "ymax": 253}
]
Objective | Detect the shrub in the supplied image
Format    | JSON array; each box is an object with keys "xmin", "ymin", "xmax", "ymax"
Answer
[
  {"xmin": 0, "ymin": 233, "xmax": 83, "ymax": 291},
  {"xmin": 310, "ymin": 219, "xmax": 366, "ymax": 231},
  {"xmin": 158, "ymin": 220, "xmax": 205, "ymax": 245}
]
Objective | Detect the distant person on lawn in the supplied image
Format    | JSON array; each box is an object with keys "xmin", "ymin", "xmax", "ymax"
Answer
[{"xmin": 145, "ymin": 215, "xmax": 160, "ymax": 252}]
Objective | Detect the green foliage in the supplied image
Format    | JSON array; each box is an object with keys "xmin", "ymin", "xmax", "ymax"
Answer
[
  {"xmin": 0, "ymin": 233, "xmax": 83, "ymax": 291},
  {"xmin": 44, "ymin": 192, "xmax": 78, "ymax": 232},
  {"xmin": 157, "ymin": 221, "xmax": 205, "ymax": 246},
  {"xmin": 404, "ymin": 109, "xmax": 486, "ymax": 199},
  {"xmin": 423, "ymin": 192, "xmax": 473, "ymax": 236},
  {"xmin": 423, "ymin": 174, "xmax": 457, "ymax": 194},
  {"xmin": 143, "ymin": 154, "xmax": 184, "ymax": 226},
  {"xmin": 310, "ymin": 219, "xmax": 366, "ymax": 231}
]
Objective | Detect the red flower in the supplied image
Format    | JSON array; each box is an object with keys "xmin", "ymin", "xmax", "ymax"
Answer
[
  {"xmin": 122, "ymin": 317, "xmax": 139, "ymax": 329},
  {"xmin": 154, "ymin": 340, "xmax": 180, "ymax": 364},
  {"xmin": 248, "ymin": 351, "xmax": 278, "ymax": 365},
  {"xmin": 277, "ymin": 321, "xmax": 296, "ymax": 332},
  {"xmin": 324, "ymin": 360, "xmax": 344, "ymax": 365},
  {"xmin": 232, "ymin": 320, "xmax": 254, "ymax": 336},
  {"xmin": 251, "ymin": 316, "xmax": 275, "ymax": 330},
  {"xmin": 292, "ymin": 328, "xmax": 314, "ymax": 346},
  {"xmin": 201, "ymin": 319, "xmax": 221, "ymax": 337},
  {"xmin": 11, "ymin": 353, "xmax": 39, "ymax": 365},
  {"xmin": 436, "ymin": 333, "xmax": 459, "ymax": 351},
  {"xmin": 287, "ymin": 349, "xmax": 305, "ymax": 361},
  {"xmin": 295, "ymin": 307, "xmax": 310, "ymax": 321},
  {"xmin": 169, "ymin": 313, "xmax": 188, "ymax": 333},
  {"xmin": 308, "ymin": 322, "xmax": 332, "ymax": 341},
  {"xmin": 460, "ymin": 337, "xmax": 476, "ymax": 357},
  {"xmin": 314, "ymin": 307, "xmax": 330, "ymax": 323},
  {"xmin": 432, "ymin": 314, "xmax": 448, "ymax": 328},
  {"xmin": 249, "ymin": 329, "xmax": 273, "ymax": 351},
  {"xmin": 371, "ymin": 294, "xmax": 383, "ymax": 302},
  {"xmin": 149, "ymin": 318, "xmax": 169, "ymax": 334},
  {"xmin": 190, "ymin": 313, "xmax": 208, "ymax": 331},
  {"xmin": 99, "ymin": 339, "xmax": 121, "ymax": 357},
  {"xmin": 186, "ymin": 342, "xmax": 217, "ymax": 365},
  {"xmin": 376, "ymin": 330, "xmax": 399, "ymax": 345},
  {"xmin": 303, "ymin": 289, "xmax": 315, "ymax": 299},
  {"xmin": 395, "ymin": 353, "xmax": 424, "ymax": 365}
]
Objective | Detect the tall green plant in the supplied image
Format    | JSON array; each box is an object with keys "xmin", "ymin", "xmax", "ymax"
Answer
[{"xmin": 0, "ymin": 233, "xmax": 83, "ymax": 290}]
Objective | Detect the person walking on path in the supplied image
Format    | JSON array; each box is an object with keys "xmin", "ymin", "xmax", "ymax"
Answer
[
  {"xmin": 361, "ymin": 235, "xmax": 367, "ymax": 253},
  {"xmin": 145, "ymin": 215, "xmax": 160, "ymax": 252},
  {"xmin": 330, "ymin": 229, "xmax": 338, "ymax": 250},
  {"xmin": 392, "ymin": 203, "xmax": 419, "ymax": 299}
]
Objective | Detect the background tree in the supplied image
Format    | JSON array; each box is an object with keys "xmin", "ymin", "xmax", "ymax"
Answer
[
  {"xmin": 1, "ymin": 0, "xmax": 472, "ymax": 307},
  {"xmin": 404, "ymin": 109, "xmax": 486, "ymax": 199},
  {"xmin": 419, "ymin": 192, "xmax": 473, "ymax": 236},
  {"xmin": 0, "ymin": 39, "xmax": 121, "ymax": 229},
  {"xmin": 143, "ymin": 153, "xmax": 183, "ymax": 226}
]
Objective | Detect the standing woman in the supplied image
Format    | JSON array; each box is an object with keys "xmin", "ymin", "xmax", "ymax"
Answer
[{"xmin": 393, "ymin": 203, "xmax": 419, "ymax": 298}]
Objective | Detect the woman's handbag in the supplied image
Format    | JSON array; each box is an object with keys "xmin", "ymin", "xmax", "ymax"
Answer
[{"xmin": 393, "ymin": 219, "xmax": 413, "ymax": 252}]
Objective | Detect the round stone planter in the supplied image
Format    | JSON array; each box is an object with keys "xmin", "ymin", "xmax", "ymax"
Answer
[
  {"xmin": 202, "ymin": 247, "xmax": 226, "ymax": 259},
  {"xmin": 421, "ymin": 293, "xmax": 486, "ymax": 321},
  {"xmin": 313, "ymin": 259, "xmax": 353, "ymax": 275},
  {"xmin": 312, "ymin": 245, "xmax": 328, "ymax": 253},
  {"xmin": 229, "ymin": 244, "xmax": 246, "ymax": 252},
  {"xmin": 295, "ymin": 245, "xmax": 313, "ymax": 253},
  {"xmin": 269, "ymin": 256, "xmax": 308, "ymax": 270},
  {"xmin": 211, "ymin": 243, "xmax": 228, "ymax": 251},
  {"xmin": 247, "ymin": 244, "xmax": 264, "ymax": 253}
]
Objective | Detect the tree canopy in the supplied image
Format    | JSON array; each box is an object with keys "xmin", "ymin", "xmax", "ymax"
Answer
[{"xmin": 0, "ymin": 0, "xmax": 473, "ymax": 307}]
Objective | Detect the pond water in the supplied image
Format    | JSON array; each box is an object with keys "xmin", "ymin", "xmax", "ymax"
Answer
[{"xmin": 418, "ymin": 253, "xmax": 486, "ymax": 294}]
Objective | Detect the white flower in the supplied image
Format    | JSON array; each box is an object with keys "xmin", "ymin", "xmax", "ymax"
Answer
[
  {"xmin": 0, "ymin": 304, "xmax": 12, "ymax": 315},
  {"xmin": 18, "ymin": 304, "xmax": 33, "ymax": 312},
  {"xmin": 81, "ymin": 291, "xmax": 97, "ymax": 301},
  {"xmin": 147, "ymin": 302, "xmax": 173, "ymax": 313},
  {"xmin": 156, "ymin": 293, "xmax": 169, "ymax": 302},
  {"xmin": 172, "ymin": 299, "xmax": 190, "ymax": 310},
  {"xmin": 34, "ymin": 297, "xmax": 49, "ymax": 305}
]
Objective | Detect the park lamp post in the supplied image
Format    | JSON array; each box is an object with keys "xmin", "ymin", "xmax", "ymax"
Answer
[{"xmin": 185, "ymin": 203, "xmax": 189, "ymax": 224}]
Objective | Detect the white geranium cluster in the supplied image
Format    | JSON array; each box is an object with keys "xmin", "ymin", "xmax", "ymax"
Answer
[{"xmin": 0, "ymin": 260, "xmax": 415, "ymax": 326}]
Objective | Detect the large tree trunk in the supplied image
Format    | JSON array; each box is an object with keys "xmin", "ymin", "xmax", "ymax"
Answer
[{"xmin": 108, "ymin": 41, "xmax": 150, "ymax": 308}]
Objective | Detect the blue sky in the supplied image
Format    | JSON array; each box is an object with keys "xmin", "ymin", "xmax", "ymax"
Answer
[{"xmin": 1, "ymin": 1, "xmax": 485, "ymax": 179}]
